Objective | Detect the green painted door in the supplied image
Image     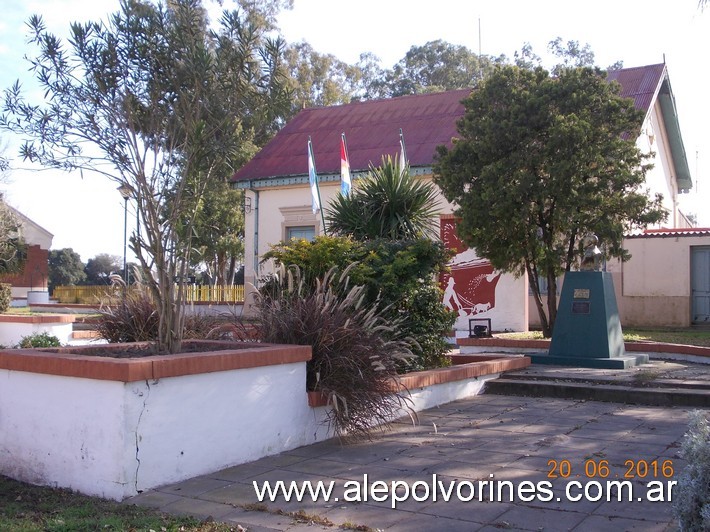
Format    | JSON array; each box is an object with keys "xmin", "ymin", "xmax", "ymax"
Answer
[{"xmin": 692, "ymin": 246, "xmax": 710, "ymax": 324}]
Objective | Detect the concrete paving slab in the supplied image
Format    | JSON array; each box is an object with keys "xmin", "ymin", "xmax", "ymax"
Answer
[
  {"xmin": 418, "ymin": 498, "xmax": 513, "ymax": 524},
  {"xmin": 126, "ymin": 489, "xmax": 184, "ymax": 509},
  {"xmin": 493, "ymin": 504, "xmax": 588, "ymax": 530},
  {"xmin": 321, "ymin": 502, "xmax": 413, "ymax": 529},
  {"xmin": 282, "ymin": 440, "xmax": 341, "ymax": 458},
  {"xmin": 573, "ymin": 513, "xmax": 676, "ymax": 531},
  {"xmin": 199, "ymin": 482, "xmax": 263, "ymax": 505},
  {"xmin": 207, "ymin": 462, "xmax": 276, "ymax": 482},
  {"xmin": 159, "ymin": 495, "xmax": 236, "ymax": 520},
  {"xmin": 158, "ymin": 475, "xmax": 233, "ymax": 497},
  {"xmin": 220, "ymin": 507, "xmax": 295, "ymax": 530},
  {"xmin": 126, "ymin": 393, "xmax": 701, "ymax": 531},
  {"xmin": 390, "ymin": 513, "xmax": 488, "ymax": 531}
]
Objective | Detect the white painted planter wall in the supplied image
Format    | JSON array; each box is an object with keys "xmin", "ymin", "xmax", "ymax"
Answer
[
  {"xmin": 0, "ymin": 362, "xmax": 331, "ymax": 500},
  {"xmin": 0, "ymin": 320, "xmax": 73, "ymax": 347},
  {"xmin": 405, "ymin": 374, "xmax": 497, "ymax": 414},
  {"xmin": 0, "ymin": 354, "xmax": 507, "ymax": 500}
]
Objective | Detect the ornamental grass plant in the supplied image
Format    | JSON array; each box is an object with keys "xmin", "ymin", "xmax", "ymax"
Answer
[
  {"xmin": 254, "ymin": 264, "xmax": 417, "ymax": 440},
  {"xmin": 94, "ymin": 274, "xmax": 226, "ymax": 345}
]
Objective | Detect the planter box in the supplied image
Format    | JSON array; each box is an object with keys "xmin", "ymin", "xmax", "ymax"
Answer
[
  {"xmin": 307, "ymin": 355, "xmax": 531, "ymax": 411},
  {"xmin": 0, "ymin": 314, "xmax": 75, "ymax": 347},
  {"xmin": 0, "ymin": 341, "xmax": 328, "ymax": 501},
  {"xmin": 0, "ymin": 341, "xmax": 529, "ymax": 501}
]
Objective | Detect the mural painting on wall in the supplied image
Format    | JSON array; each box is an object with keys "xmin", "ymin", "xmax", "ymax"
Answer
[{"xmin": 440, "ymin": 217, "xmax": 501, "ymax": 318}]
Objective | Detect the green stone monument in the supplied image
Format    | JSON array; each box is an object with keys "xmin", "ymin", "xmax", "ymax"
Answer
[{"xmin": 531, "ymin": 235, "xmax": 649, "ymax": 369}]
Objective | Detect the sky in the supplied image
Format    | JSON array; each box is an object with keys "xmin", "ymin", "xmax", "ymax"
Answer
[{"xmin": 0, "ymin": 0, "xmax": 708, "ymax": 262}]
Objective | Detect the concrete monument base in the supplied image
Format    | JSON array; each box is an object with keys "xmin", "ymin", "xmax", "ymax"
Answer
[{"xmin": 530, "ymin": 271, "xmax": 649, "ymax": 369}]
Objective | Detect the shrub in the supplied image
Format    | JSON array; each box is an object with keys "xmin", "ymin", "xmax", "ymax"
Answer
[
  {"xmin": 18, "ymin": 332, "xmax": 61, "ymax": 348},
  {"xmin": 0, "ymin": 283, "xmax": 11, "ymax": 313},
  {"xmin": 400, "ymin": 282, "xmax": 453, "ymax": 371},
  {"xmin": 264, "ymin": 236, "xmax": 455, "ymax": 370},
  {"xmin": 254, "ymin": 264, "xmax": 416, "ymax": 440},
  {"xmin": 673, "ymin": 410, "xmax": 710, "ymax": 530},
  {"xmin": 263, "ymin": 235, "xmax": 366, "ymax": 286}
]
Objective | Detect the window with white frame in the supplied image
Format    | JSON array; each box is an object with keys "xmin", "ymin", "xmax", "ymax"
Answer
[{"xmin": 286, "ymin": 225, "xmax": 316, "ymax": 241}]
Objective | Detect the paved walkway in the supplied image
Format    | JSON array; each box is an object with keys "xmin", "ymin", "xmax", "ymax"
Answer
[
  {"xmin": 128, "ymin": 390, "xmax": 695, "ymax": 531},
  {"xmin": 505, "ymin": 358, "xmax": 710, "ymax": 386}
]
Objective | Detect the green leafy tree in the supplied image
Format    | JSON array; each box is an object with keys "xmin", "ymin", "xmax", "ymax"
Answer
[
  {"xmin": 326, "ymin": 156, "xmax": 440, "ymax": 240},
  {"xmin": 434, "ymin": 65, "xmax": 666, "ymax": 337},
  {"xmin": 284, "ymin": 41, "xmax": 364, "ymax": 109},
  {"xmin": 48, "ymin": 248, "xmax": 86, "ymax": 292},
  {"xmin": 1, "ymin": 0, "xmax": 291, "ymax": 352},
  {"xmin": 547, "ymin": 37, "xmax": 596, "ymax": 71},
  {"xmin": 190, "ymin": 180, "xmax": 244, "ymax": 285},
  {"xmin": 515, "ymin": 38, "xmax": 623, "ymax": 74},
  {"xmin": 367, "ymin": 40, "xmax": 505, "ymax": 98},
  {"xmin": 84, "ymin": 253, "xmax": 122, "ymax": 285}
]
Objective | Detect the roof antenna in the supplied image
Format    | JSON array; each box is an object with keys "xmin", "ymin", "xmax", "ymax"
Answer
[{"xmin": 663, "ymin": 53, "xmax": 666, "ymax": 64}]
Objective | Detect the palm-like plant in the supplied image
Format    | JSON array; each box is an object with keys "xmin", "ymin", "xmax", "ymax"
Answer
[{"xmin": 326, "ymin": 155, "xmax": 440, "ymax": 240}]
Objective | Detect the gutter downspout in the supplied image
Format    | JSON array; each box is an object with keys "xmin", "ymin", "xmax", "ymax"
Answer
[{"xmin": 250, "ymin": 186, "xmax": 260, "ymax": 284}]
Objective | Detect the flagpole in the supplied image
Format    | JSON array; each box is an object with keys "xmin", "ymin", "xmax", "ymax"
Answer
[
  {"xmin": 342, "ymin": 132, "xmax": 351, "ymax": 166},
  {"xmin": 341, "ymin": 132, "xmax": 352, "ymax": 195},
  {"xmin": 399, "ymin": 128, "xmax": 408, "ymax": 175},
  {"xmin": 308, "ymin": 136, "xmax": 327, "ymax": 235}
]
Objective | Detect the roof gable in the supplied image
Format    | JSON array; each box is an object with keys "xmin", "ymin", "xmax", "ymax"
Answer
[
  {"xmin": 6, "ymin": 203, "xmax": 53, "ymax": 249},
  {"xmin": 608, "ymin": 63, "xmax": 691, "ymax": 191},
  {"xmin": 607, "ymin": 63, "xmax": 665, "ymax": 113}
]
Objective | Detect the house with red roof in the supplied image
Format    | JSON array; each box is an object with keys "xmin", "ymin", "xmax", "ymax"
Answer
[{"xmin": 233, "ymin": 63, "xmax": 707, "ymax": 330}]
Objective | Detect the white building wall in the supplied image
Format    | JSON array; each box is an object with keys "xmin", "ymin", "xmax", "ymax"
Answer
[
  {"xmin": 243, "ymin": 175, "xmax": 528, "ymax": 331},
  {"xmin": 529, "ymin": 235, "xmax": 709, "ymax": 329},
  {"xmin": 637, "ymin": 105, "xmax": 680, "ymax": 227}
]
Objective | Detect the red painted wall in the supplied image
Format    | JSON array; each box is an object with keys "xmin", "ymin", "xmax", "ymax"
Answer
[{"xmin": 0, "ymin": 245, "xmax": 49, "ymax": 290}]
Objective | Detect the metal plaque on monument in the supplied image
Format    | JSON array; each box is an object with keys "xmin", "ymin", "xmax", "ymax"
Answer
[{"xmin": 531, "ymin": 235, "xmax": 649, "ymax": 368}]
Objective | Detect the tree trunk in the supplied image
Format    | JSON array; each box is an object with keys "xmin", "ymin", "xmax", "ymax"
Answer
[
  {"xmin": 546, "ymin": 268, "xmax": 558, "ymax": 336},
  {"xmin": 526, "ymin": 260, "xmax": 551, "ymax": 338}
]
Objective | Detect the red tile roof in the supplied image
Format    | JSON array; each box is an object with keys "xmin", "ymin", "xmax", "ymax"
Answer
[
  {"xmin": 607, "ymin": 63, "xmax": 665, "ymax": 113},
  {"xmin": 232, "ymin": 89, "xmax": 470, "ymax": 182},
  {"xmin": 626, "ymin": 227, "xmax": 710, "ymax": 238},
  {"xmin": 232, "ymin": 65, "xmax": 666, "ymax": 183}
]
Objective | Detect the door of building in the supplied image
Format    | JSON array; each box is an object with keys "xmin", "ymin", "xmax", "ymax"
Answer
[{"xmin": 692, "ymin": 246, "xmax": 710, "ymax": 324}]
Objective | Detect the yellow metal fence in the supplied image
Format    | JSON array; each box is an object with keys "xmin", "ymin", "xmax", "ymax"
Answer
[{"xmin": 52, "ymin": 284, "xmax": 245, "ymax": 305}]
